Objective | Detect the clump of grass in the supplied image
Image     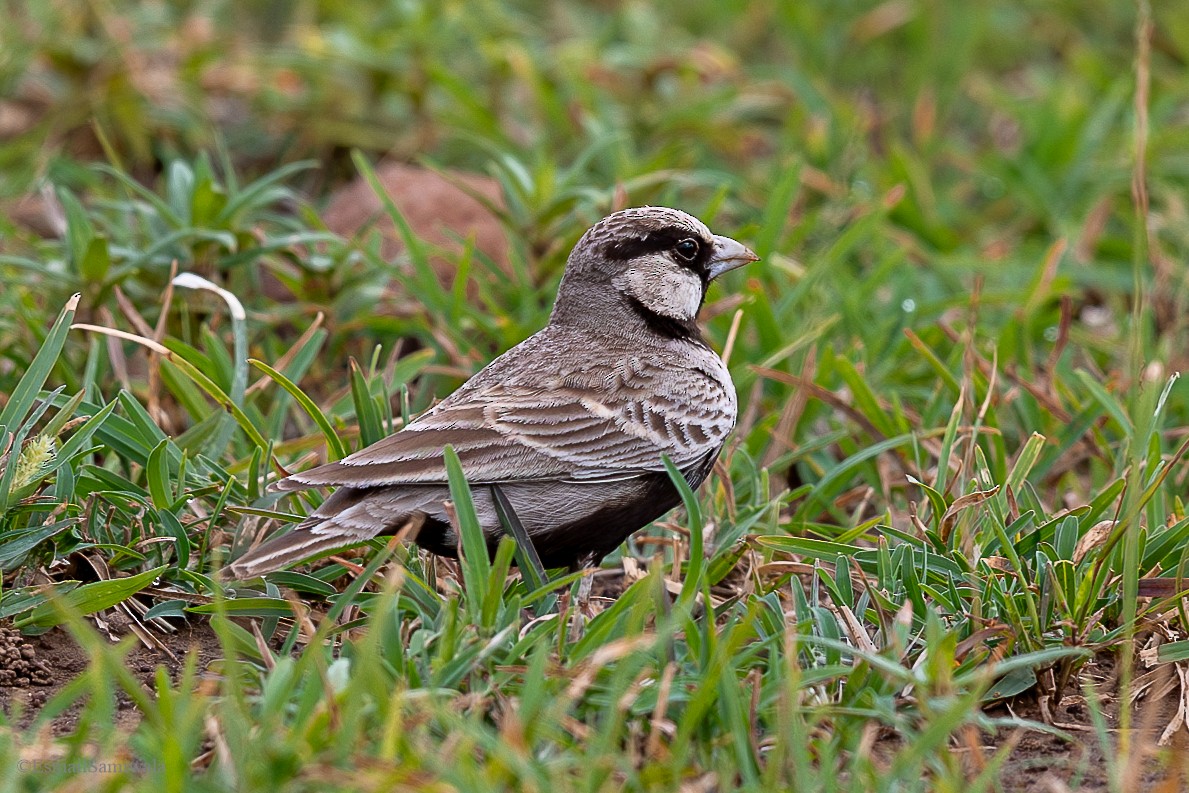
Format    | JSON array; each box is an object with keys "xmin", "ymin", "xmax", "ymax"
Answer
[{"xmin": 3, "ymin": 0, "xmax": 1189, "ymax": 790}]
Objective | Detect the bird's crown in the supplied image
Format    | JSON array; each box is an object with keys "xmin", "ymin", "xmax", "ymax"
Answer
[{"xmin": 577, "ymin": 206, "xmax": 713, "ymax": 259}]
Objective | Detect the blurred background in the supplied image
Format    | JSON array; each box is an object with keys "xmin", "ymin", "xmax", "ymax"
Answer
[
  {"xmin": 4, "ymin": 4, "xmax": 1189, "ymax": 786},
  {"xmin": 2, "ymin": 0, "xmax": 1188, "ymax": 533}
]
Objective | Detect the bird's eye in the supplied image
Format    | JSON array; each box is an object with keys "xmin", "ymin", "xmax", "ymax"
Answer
[{"xmin": 673, "ymin": 238, "xmax": 700, "ymax": 262}]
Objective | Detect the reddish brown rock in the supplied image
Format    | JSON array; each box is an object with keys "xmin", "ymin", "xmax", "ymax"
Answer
[{"xmin": 322, "ymin": 161, "xmax": 509, "ymax": 274}]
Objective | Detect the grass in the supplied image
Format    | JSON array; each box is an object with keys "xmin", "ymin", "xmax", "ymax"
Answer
[{"xmin": 2, "ymin": 0, "xmax": 1189, "ymax": 790}]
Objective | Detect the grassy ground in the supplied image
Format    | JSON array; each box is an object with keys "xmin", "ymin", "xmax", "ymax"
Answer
[{"xmin": 2, "ymin": 0, "xmax": 1189, "ymax": 790}]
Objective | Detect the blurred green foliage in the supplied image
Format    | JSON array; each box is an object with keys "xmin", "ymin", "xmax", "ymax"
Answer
[{"xmin": 2, "ymin": 0, "xmax": 1188, "ymax": 790}]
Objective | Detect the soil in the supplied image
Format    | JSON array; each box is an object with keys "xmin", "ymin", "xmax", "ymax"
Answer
[
  {"xmin": 961, "ymin": 653, "xmax": 1187, "ymax": 792},
  {"xmin": 0, "ymin": 618, "xmax": 224, "ymax": 735},
  {"xmin": 2, "ymin": 617, "xmax": 1187, "ymax": 790}
]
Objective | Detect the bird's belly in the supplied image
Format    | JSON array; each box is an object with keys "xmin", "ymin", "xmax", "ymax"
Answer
[{"xmin": 413, "ymin": 475, "xmax": 682, "ymax": 569}]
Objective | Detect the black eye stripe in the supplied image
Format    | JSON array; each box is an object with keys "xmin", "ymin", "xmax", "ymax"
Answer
[{"xmin": 603, "ymin": 227, "xmax": 712, "ymax": 271}]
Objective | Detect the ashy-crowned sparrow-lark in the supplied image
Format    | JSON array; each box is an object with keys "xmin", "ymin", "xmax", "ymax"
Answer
[{"xmin": 230, "ymin": 206, "xmax": 758, "ymax": 579}]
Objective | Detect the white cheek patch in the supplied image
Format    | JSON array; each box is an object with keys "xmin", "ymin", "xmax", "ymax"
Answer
[{"xmin": 615, "ymin": 264, "xmax": 704, "ymax": 321}]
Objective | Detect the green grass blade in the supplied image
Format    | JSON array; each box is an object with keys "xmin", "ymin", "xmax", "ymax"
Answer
[
  {"xmin": 250, "ymin": 358, "xmax": 348, "ymax": 461},
  {"xmin": 0, "ymin": 294, "xmax": 79, "ymax": 435},
  {"xmin": 15, "ymin": 565, "xmax": 168, "ymax": 628},
  {"xmin": 444, "ymin": 444, "xmax": 492, "ymax": 619}
]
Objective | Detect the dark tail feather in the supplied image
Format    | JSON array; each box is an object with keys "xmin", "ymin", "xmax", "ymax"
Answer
[
  {"xmin": 230, "ymin": 487, "xmax": 429, "ymax": 579},
  {"xmin": 228, "ymin": 527, "xmax": 356, "ymax": 580}
]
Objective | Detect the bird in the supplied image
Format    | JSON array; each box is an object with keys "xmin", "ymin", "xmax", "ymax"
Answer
[{"xmin": 229, "ymin": 206, "xmax": 759, "ymax": 580}]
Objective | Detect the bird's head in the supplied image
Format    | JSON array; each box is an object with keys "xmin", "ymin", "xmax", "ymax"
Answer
[{"xmin": 552, "ymin": 206, "xmax": 759, "ymax": 338}]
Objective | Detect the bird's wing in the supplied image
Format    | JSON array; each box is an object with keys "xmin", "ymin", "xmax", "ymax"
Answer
[
  {"xmin": 276, "ymin": 382, "xmax": 733, "ymax": 490},
  {"xmin": 491, "ymin": 386, "xmax": 732, "ymax": 479}
]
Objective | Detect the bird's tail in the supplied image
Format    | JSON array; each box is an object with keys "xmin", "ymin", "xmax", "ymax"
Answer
[
  {"xmin": 228, "ymin": 523, "xmax": 358, "ymax": 580},
  {"xmin": 229, "ymin": 485, "xmax": 438, "ymax": 579}
]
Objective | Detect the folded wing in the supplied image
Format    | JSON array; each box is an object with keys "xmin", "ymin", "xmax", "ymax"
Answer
[{"xmin": 276, "ymin": 382, "xmax": 732, "ymax": 490}]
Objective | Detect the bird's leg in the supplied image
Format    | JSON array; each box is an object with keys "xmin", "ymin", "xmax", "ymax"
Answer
[
  {"xmin": 567, "ymin": 551, "xmax": 598, "ymax": 643},
  {"xmin": 575, "ymin": 552, "xmax": 596, "ymax": 608}
]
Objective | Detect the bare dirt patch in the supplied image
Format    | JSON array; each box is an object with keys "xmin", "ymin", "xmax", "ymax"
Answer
[
  {"xmin": 982, "ymin": 654, "xmax": 1187, "ymax": 791},
  {"xmin": 0, "ymin": 619, "xmax": 224, "ymax": 735}
]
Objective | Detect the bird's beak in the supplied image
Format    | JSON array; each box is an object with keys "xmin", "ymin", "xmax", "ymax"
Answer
[{"xmin": 707, "ymin": 235, "xmax": 760, "ymax": 280}]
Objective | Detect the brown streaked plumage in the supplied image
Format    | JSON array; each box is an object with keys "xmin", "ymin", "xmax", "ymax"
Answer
[{"xmin": 229, "ymin": 206, "xmax": 759, "ymax": 579}]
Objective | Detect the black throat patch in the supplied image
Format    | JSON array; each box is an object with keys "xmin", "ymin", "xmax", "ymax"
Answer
[{"xmin": 624, "ymin": 294, "xmax": 708, "ymax": 344}]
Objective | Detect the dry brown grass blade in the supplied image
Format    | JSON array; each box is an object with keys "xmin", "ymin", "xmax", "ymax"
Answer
[
  {"xmin": 563, "ymin": 635, "xmax": 656, "ymax": 701},
  {"xmin": 96, "ymin": 306, "xmax": 132, "ymax": 393},
  {"xmin": 249, "ymin": 620, "xmax": 277, "ymax": 672},
  {"xmin": 835, "ymin": 603, "xmax": 877, "ymax": 655},
  {"xmin": 761, "ymin": 348, "xmax": 814, "ymax": 468},
  {"xmin": 720, "ymin": 307, "xmax": 743, "ymax": 367},
  {"xmin": 245, "ymin": 311, "xmax": 326, "ymax": 396},
  {"xmin": 939, "ymin": 485, "xmax": 999, "ymax": 543},
  {"xmin": 645, "ymin": 662, "xmax": 676, "ymax": 759}
]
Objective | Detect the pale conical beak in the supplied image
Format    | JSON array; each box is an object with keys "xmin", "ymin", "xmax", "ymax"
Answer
[{"xmin": 707, "ymin": 235, "xmax": 760, "ymax": 280}]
